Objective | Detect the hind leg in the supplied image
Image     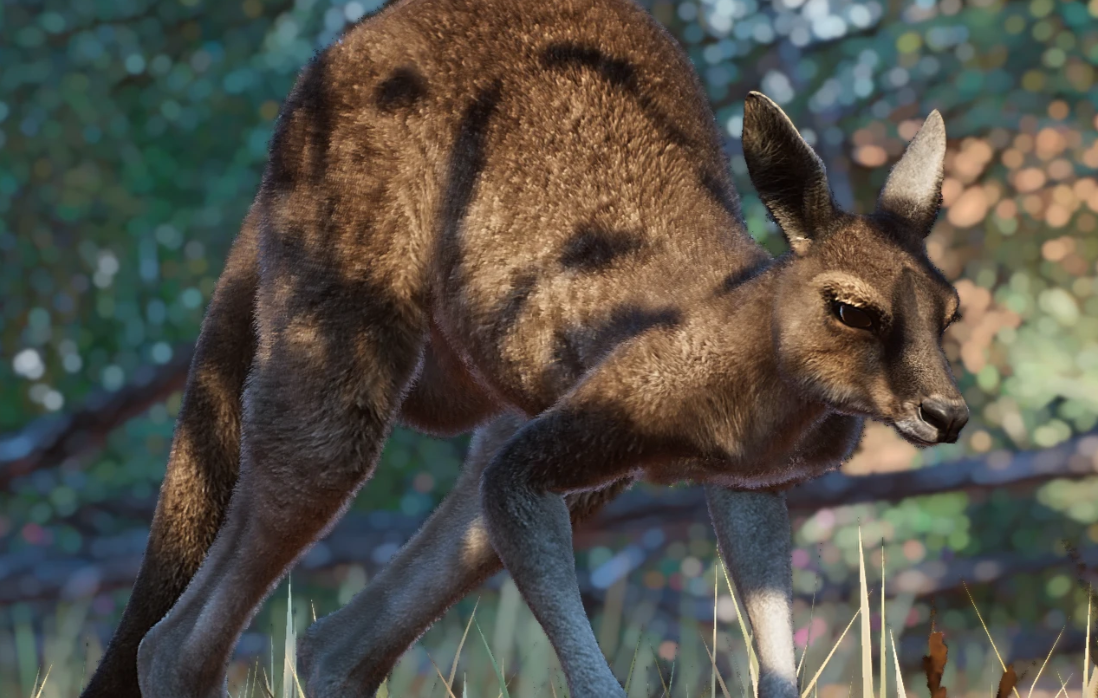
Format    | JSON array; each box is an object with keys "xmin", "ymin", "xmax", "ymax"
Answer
[
  {"xmin": 300, "ymin": 411, "xmax": 632, "ymax": 697},
  {"xmin": 81, "ymin": 210, "xmax": 260, "ymax": 698},
  {"xmin": 136, "ymin": 252, "xmax": 426, "ymax": 697}
]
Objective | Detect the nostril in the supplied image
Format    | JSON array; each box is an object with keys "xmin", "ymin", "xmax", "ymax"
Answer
[
  {"xmin": 918, "ymin": 399, "xmax": 954, "ymax": 434},
  {"xmin": 951, "ymin": 403, "xmax": 970, "ymax": 432}
]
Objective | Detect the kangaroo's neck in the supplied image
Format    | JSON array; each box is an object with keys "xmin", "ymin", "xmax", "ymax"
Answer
[{"xmin": 697, "ymin": 264, "xmax": 831, "ymax": 461}]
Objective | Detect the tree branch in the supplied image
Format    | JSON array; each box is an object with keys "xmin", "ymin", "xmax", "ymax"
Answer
[
  {"xmin": 4, "ymin": 489, "xmax": 1097, "ymax": 608},
  {"xmin": 593, "ymin": 432, "xmax": 1098, "ymax": 531},
  {"xmin": 0, "ymin": 346, "xmax": 194, "ymax": 487}
]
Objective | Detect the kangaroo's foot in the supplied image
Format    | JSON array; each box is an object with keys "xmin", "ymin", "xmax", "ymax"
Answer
[{"xmin": 136, "ymin": 607, "xmax": 230, "ymax": 698}]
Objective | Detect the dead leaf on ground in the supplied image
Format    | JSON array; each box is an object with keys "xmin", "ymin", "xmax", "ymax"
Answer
[
  {"xmin": 924, "ymin": 631, "xmax": 949, "ymax": 698},
  {"xmin": 997, "ymin": 663, "xmax": 1018, "ymax": 698}
]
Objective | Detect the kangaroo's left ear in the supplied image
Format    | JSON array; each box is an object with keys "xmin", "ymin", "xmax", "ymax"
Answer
[
  {"xmin": 876, "ymin": 110, "xmax": 947, "ymax": 236},
  {"xmin": 742, "ymin": 91, "xmax": 837, "ymax": 256}
]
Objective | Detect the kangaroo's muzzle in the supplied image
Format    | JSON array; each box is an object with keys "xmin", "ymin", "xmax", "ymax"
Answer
[{"xmin": 918, "ymin": 396, "xmax": 969, "ymax": 444}]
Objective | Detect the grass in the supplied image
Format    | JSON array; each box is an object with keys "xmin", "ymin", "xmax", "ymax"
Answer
[{"xmin": 3, "ymin": 530, "xmax": 1097, "ymax": 698}]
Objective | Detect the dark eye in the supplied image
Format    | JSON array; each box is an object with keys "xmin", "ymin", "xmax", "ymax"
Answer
[{"xmin": 833, "ymin": 301, "xmax": 875, "ymax": 330}]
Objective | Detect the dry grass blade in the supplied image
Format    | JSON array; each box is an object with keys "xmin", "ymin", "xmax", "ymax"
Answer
[
  {"xmin": 889, "ymin": 630, "xmax": 906, "ymax": 698},
  {"xmin": 624, "ymin": 632, "xmax": 643, "ymax": 696},
  {"xmin": 249, "ymin": 658, "xmax": 259, "ymax": 698},
  {"xmin": 714, "ymin": 572, "xmax": 720, "ymax": 698},
  {"xmin": 652, "ymin": 644, "xmax": 671, "ymax": 697},
  {"xmin": 1086, "ymin": 589, "xmax": 1093, "ymax": 696},
  {"xmin": 963, "ymin": 582, "xmax": 1021, "ymax": 698},
  {"xmin": 449, "ymin": 598, "xmax": 481, "ymax": 688},
  {"xmin": 282, "ymin": 577, "xmax": 297, "ymax": 698},
  {"xmin": 31, "ymin": 665, "xmax": 52, "ymax": 698},
  {"xmin": 293, "ymin": 668, "xmax": 308, "ymax": 698},
  {"xmin": 238, "ymin": 662, "xmax": 249, "ymax": 698},
  {"xmin": 260, "ymin": 669, "xmax": 276, "ymax": 698},
  {"xmin": 800, "ymin": 607, "xmax": 861, "ymax": 698},
  {"xmin": 797, "ymin": 586, "xmax": 818, "ymax": 688},
  {"xmin": 858, "ymin": 529, "xmax": 872, "ymax": 698},
  {"xmin": 1026, "ymin": 626, "xmax": 1063, "ymax": 698},
  {"xmin": 426, "ymin": 650, "xmax": 461, "ymax": 698},
  {"xmin": 473, "ymin": 618, "xmax": 511, "ymax": 698},
  {"xmin": 1054, "ymin": 671, "xmax": 1073, "ymax": 698},
  {"xmin": 923, "ymin": 631, "xmax": 948, "ymax": 698},
  {"xmin": 880, "ymin": 542, "xmax": 887, "ymax": 698},
  {"xmin": 719, "ymin": 557, "xmax": 759, "ymax": 697},
  {"xmin": 722, "ymin": 631, "xmax": 750, "ymax": 698},
  {"xmin": 1088, "ymin": 665, "xmax": 1098, "ymax": 698},
  {"xmin": 699, "ymin": 630, "xmax": 734, "ymax": 698}
]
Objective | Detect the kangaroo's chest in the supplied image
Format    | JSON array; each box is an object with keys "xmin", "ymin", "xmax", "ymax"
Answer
[{"xmin": 643, "ymin": 413, "xmax": 865, "ymax": 489}]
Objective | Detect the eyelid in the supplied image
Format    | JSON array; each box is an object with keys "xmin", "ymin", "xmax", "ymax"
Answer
[
  {"xmin": 829, "ymin": 295, "xmax": 883, "ymax": 320},
  {"xmin": 830, "ymin": 299, "xmax": 881, "ymax": 331}
]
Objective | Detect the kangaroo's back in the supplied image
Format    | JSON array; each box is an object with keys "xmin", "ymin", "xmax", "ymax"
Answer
[{"xmin": 281, "ymin": 0, "xmax": 767, "ymax": 412}]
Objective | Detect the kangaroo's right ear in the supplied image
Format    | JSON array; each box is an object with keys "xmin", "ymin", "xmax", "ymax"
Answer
[
  {"xmin": 875, "ymin": 110, "xmax": 946, "ymax": 236},
  {"xmin": 742, "ymin": 91, "xmax": 836, "ymax": 256}
]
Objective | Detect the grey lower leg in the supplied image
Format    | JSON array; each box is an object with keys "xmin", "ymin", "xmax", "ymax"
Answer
[
  {"xmin": 300, "ymin": 416, "xmax": 518, "ymax": 697},
  {"xmin": 485, "ymin": 486, "xmax": 623, "ymax": 698},
  {"xmin": 705, "ymin": 487, "xmax": 797, "ymax": 698},
  {"xmin": 301, "ymin": 411, "xmax": 633, "ymax": 697},
  {"xmin": 479, "ymin": 413, "xmax": 630, "ymax": 698},
  {"xmin": 137, "ymin": 474, "xmax": 360, "ymax": 698}
]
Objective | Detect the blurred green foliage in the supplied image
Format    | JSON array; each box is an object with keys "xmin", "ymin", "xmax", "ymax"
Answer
[{"xmin": 2, "ymin": 0, "xmax": 1098, "ymax": 689}]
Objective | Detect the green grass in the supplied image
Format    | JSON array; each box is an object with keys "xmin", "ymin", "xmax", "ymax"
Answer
[{"xmin": 3, "ymin": 529, "xmax": 1097, "ymax": 698}]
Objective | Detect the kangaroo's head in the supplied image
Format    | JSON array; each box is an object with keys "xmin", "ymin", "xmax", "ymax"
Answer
[{"xmin": 742, "ymin": 91, "xmax": 968, "ymax": 447}]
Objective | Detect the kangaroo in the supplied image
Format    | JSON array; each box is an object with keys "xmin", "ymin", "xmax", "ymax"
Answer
[{"xmin": 79, "ymin": 0, "xmax": 968, "ymax": 696}]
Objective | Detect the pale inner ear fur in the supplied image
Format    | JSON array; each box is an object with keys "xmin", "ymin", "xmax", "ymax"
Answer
[{"xmin": 877, "ymin": 110, "xmax": 947, "ymax": 234}]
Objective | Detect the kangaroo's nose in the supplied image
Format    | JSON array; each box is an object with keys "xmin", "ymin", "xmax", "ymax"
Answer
[{"xmin": 919, "ymin": 397, "xmax": 970, "ymax": 443}]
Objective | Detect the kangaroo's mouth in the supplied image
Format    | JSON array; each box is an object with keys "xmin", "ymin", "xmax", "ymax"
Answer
[{"xmin": 891, "ymin": 416, "xmax": 940, "ymax": 447}]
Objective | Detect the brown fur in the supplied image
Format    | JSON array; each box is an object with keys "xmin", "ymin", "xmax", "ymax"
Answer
[{"xmin": 81, "ymin": 0, "xmax": 967, "ymax": 697}]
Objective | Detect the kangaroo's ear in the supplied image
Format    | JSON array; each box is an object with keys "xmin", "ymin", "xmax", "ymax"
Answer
[
  {"xmin": 742, "ymin": 91, "xmax": 836, "ymax": 256},
  {"xmin": 876, "ymin": 110, "xmax": 946, "ymax": 236}
]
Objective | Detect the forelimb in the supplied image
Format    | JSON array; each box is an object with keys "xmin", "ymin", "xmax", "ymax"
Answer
[
  {"xmin": 301, "ymin": 410, "xmax": 631, "ymax": 697},
  {"xmin": 706, "ymin": 486, "xmax": 797, "ymax": 698}
]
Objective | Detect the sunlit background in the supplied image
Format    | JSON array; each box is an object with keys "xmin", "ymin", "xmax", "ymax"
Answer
[{"xmin": 2, "ymin": 0, "xmax": 1098, "ymax": 695}]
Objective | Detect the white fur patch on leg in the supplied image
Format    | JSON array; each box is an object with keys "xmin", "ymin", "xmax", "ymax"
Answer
[{"xmin": 461, "ymin": 516, "xmax": 494, "ymax": 566}]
